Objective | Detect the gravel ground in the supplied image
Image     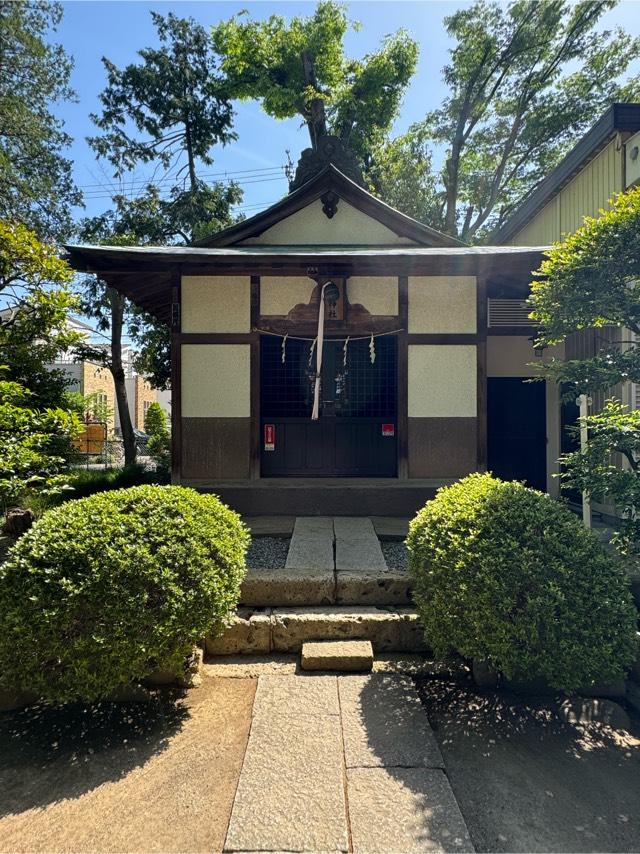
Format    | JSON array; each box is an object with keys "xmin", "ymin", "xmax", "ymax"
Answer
[
  {"xmin": 381, "ymin": 540, "xmax": 409, "ymax": 571},
  {"xmin": 246, "ymin": 537, "xmax": 290, "ymax": 569}
]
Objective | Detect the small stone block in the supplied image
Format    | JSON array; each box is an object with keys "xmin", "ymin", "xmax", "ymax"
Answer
[{"xmin": 301, "ymin": 640, "xmax": 374, "ymax": 672}]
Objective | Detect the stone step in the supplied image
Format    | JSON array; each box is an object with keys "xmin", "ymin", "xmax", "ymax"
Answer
[
  {"xmin": 301, "ymin": 640, "xmax": 374, "ymax": 672},
  {"xmin": 206, "ymin": 606, "xmax": 429, "ymax": 655},
  {"xmin": 240, "ymin": 566, "xmax": 412, "ymax": 607}
]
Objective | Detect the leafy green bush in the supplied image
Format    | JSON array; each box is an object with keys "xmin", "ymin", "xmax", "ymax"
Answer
[
  {"xmin": 0, "ymin": 377, "xmax": 80, "ymax": 514},
  {"xmin": 407, "ymin": 473, "xmax": 638, "ymax": 692},
  {"xmin": 0, "ymin": 485, "xmax": 249, "ymax": 701},
  {"xmin": 68, "ymin": 464, "xmax": 167, "ymax": 497}
]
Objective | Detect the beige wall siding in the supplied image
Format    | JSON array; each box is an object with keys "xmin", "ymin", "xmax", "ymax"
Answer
[
  {"xmin": 487, "ymin": 336, "xmax": 564, "ymax": 377},
  {"xmin": 81, "ymin": 362, "xmax": 116, "ymax": 432},
  {"xmin": 181, "ymin": 276, "xmax": 250, "ymax": 332},
  {"xmin": 408, "ymin": 276, "xmax": 476, "ymax": 334},
  {"xmin": 242, "ymin": 199, "xmax": 415, "ymax": 246},
  {"xmin": 134, "ymin": 376, "xmax": 157, "ymax": 431},
  {"xmin": 260, "ymin": 276, "xmax": 315, "ymax": 316},
  {"xmin": 510, "ymin": 139, "xmax": 623, "ymax": 245},
  {"xmin": 348, "ymin": 277, "xmax": 398, "ymax": 315},
  {"xmin": 408, "ymin": 345, "xmax": 477, "ymax": 417},
  {"xmin": 181, "ymin": 344, "xmax": 250, "ymax": 417}
]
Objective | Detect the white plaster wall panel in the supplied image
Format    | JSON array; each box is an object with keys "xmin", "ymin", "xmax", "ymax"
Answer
[
  {"xmin": 181, "ymin": 344, "xmax": 250, "ymax": 417},
  {"xmin": 348, "ymin": 277, "xmax": 398, "ymax": 316},
  {"xmin": 408, "ymin": 345, "xmax": 477, "ymax": 417},
  {"xmin": 408, "ymin": 277, "xmax": 477, "ymax": 334},
  {"xmin": 487, "ymin": 336, "xmax": 564, "ymax": 377},
  {"xmin": 181, "ymin": 276, "xmax": 250, "ymax": 333},
  {"xmin": 242, "ymin": 199, "xmax": 415, "ymax": 246},
  {"xmin": 260, "ymin": 276, "xmax": 316, "ymax": 316}
]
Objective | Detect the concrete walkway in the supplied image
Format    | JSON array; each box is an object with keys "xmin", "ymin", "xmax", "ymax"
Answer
[{"xmin": 224, "ymin": 673, "xmax": 473, "ymax": 853}]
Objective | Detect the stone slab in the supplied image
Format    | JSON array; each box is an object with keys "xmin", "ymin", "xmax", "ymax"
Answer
[
  {"xmin": 338, "ymin": 674, "xmax": 443, "ymax": 769},
  {"xmin": 347, "ymin": 767, "xmax": 474, "ymax": 853},
  {"xmin": 240, "ymin": 566, "xmax": 335, "ymax": 606},
  {"xmin": 243, "ymin": 515, "xmax": 296, "ymax": 537},
  {"xmin": 371, "ymin": 516, "xmax": 411, "ymax": 541},
  {"xmin": 205, "ymin": 608, "xmax": 271, "ymax": 655},
  {"xmin": 224, "ymin": 684, "xmax": 348, "ymax": 852},
  {"xmin": 252, "ymin": 673, "xmax": 340, "ymax": 717},
  {"xmin": 285, "ymin": 516, "xmax": 335, "ymax": 571},
  {"xmin": 334, "ymin": 517, "xmax": 387, "ymax": 572},
  {"xmin": 271, "ymin": 606, "xmax": 429, "ymax": 653},
  {"xmin": 301, "ymin": 640, "xmax": 374, "ymax": 672},
  {"xmin": 336, "ymin": 570, "xmax": 412, "ymax": 605}
]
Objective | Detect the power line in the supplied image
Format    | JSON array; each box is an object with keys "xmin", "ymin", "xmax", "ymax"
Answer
[
  {"xmin": 77, "ymin": 165, "xmax": 287, "ymax": 192},
  {"xmin": 81, "ymin": 174, "xmax": 288, "ymax": 202}
]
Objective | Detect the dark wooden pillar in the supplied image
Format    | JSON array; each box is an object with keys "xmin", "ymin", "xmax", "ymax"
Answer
[
  {"xmin": 170, "ymin": 272, "xmax": 182, "ymax": 484},
  {"xmin": 397, "ymin": 275, "xmax": 409, "ymax": 479},
  {"xmin": 250, "ymin": 276, "xmax": 261, "ymax": 479},
  {"xmin": 476, "ymin": 270, "xmax": 488, "ymax": 472}
]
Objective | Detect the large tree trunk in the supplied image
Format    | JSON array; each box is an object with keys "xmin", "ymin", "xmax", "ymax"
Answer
[
  {"xmin": 301, "ymin": 50, "xmax": 327, "ymax": 149},
  {"xmin": 109, "ymin": 289, "xmax": 137, "ymax": 467}
]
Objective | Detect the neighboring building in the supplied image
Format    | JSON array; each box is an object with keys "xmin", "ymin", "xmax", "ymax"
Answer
[
  {"xmin": 51, "ymin": 316, "xmax": 159, "ymax": 435},
  {"xmin": 495, "ymin": 102, "xmax": 640, "ymax": 517},
  {"xmin": 66, "ymin": 146, "xmax": 551, "ymax": 516},
  {"xmin": 495, "ymin": 103, "xmax": 640, "ymax": 246}
]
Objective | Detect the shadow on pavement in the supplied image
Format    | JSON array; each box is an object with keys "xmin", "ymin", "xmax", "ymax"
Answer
[
  {"xmin": 415, "ymin": 672, "xmax": 640, "ymax": 853},
  {"xmin": 0, "ymin": 692, "xmax": 189, "ymax": 818}
]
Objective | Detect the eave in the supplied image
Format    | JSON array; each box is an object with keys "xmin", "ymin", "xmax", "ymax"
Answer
[{"xmin": 65, "ymin": 243, "xmax": 548, "ymax": 324}]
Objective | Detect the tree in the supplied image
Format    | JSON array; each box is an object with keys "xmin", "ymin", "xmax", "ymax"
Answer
[
  {"xmin": 212, "ymin": 2, "xmax": 418, "ymax": 170},
  {"xmin": 0, "ymin": 220, "xmax": 80, "ymax": 408},
  {"xmin": 0, "ymin": 374, "xmax": 80, "ymax": 515},
  {"xmin": 89, "ymin": 11, "xmax": 235, "ymax": 190},
  {"xmin": 144, "ymin": 401, "xmax": 170, "ymax": 473},
  {"xmin": 530, "ymin": 186, "xmax": 640, "ymax": 555},
  {"xmin": 87, "ymin": 13, "xmax": 244, "ymax": 403},
  {"xmin": 0, "ymin": 1, "xmax": 81, "ymax": 239},
  {"xmin": 375, "ymin": 0, "xmax": 640, "ymax": 241},
  {"xmin": 367, "ymin": 125, "xmax": 440, "ymax": 226}
]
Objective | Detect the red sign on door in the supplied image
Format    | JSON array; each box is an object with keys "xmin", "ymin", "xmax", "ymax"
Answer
[
  {"xmin": 382, "ymin": 423, "xmax": 395, "ymax": 437},
  {"xmin": 264, "ymin": 424, "xmax": 275, "ymax": 451}
]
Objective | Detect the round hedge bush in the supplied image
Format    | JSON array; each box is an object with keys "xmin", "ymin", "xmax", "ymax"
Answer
[
  {"xmin": 0, "ymin": 485, "xmax": 249, "ymax": 702},
  {"xmin": 407, "ymin": 473, "xmax": 638, "ymax": 692}
]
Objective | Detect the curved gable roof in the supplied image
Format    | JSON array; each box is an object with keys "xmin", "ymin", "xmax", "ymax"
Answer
[{"xmin": 194, "ymin": 164, "xmax": 464, "ymax": 248}]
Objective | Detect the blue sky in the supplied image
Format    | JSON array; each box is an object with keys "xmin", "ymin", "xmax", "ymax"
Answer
[{"xmin": 54, "ymin": 0, "xmax": 640, "ymax": 226}]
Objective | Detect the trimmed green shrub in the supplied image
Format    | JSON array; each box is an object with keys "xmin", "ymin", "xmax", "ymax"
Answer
[
  {"xmin": 0, "ymin": 485, "xmax": 249, "ymax": 702},
  {"xmin": 407, "ymin": 473, "xmax": 638, "ymax": 692}
]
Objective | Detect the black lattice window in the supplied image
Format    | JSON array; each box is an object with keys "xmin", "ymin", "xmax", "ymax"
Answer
[{"xmin": 260, "ymin": 335, "xmax": 397, "ymax": 419}]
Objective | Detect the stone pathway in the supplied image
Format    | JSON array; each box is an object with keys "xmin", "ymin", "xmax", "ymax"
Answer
[{"xmin": 223, "ymin": 673, "xmax": 474, "ymax": 853}]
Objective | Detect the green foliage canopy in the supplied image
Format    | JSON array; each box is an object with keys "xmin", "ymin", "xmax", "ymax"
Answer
[
  {"xmin": 407, "ymin": 473, "xmax": 638, "ymax": 691},
  {"xmin": 89, "ymin": 11, "xmax": 236, "ymax": 188},
  {"xmin": 0, "ymin": 1, "xmax": 81, "ymax": 239},
  {"xmin": 374, "ymin": 0, "xmax": 640, "ymax": 240},
  {"xmin": 212, "ymin": 2, "xmax": 418, "ymax": 167},
  {"xmin": 0, "ymin": 220, "xmax": 80, "ymax": 408}
]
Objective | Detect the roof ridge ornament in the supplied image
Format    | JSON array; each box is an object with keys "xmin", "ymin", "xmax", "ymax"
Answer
[
  {"xmin": 289, "ymin": 134, "xmax": 364, "ymax": 192},
  {"xmin": 321, "ymin": 190, "xmax": 339, "ymax": 219}
]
